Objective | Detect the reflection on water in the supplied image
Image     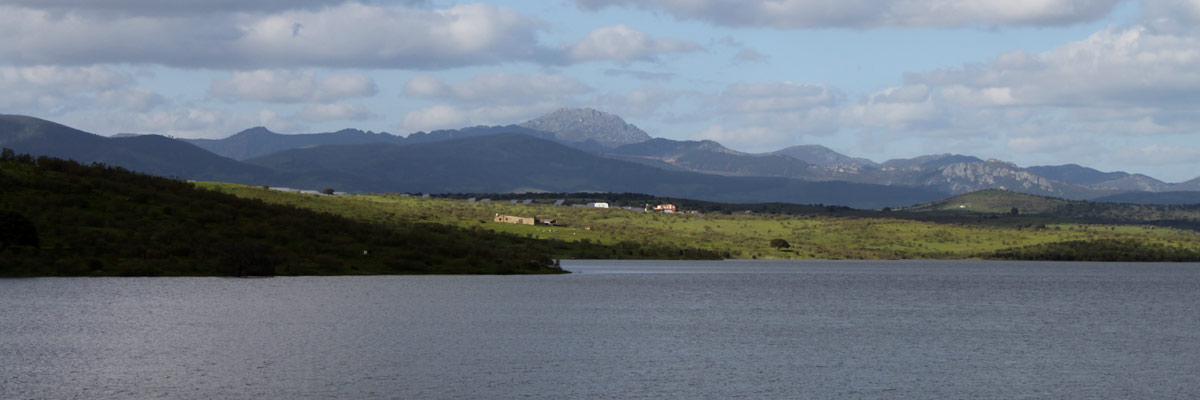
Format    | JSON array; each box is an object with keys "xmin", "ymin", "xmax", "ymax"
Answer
[{"xmin": 3, "ymin": 260, "xmax": 1199, "ymax": 399}]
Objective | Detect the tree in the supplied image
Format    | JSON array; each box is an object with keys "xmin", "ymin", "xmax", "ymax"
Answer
[
  {"xmin": 219, "ymin": 242, "xmax": 276, "ymax": 276},
  {"xmin": 769, "ymin": 238, "xmax": 790, "ymax": 250},
  {"xmin": 1010, "ymin": 207, "xmax": 1019, "ymax": 215},
  {"xmin": 322, "ymin": 188, "xmax": 335, "ymax": 195},
  {"xmin": 0, "ymin": 211, "xmax": 40, "ymax": 252}
]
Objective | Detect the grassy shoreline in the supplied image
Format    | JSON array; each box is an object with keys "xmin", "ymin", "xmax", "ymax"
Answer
[{"xmin": 200, "ymin": 183, "xmax": 1200, "ymax": 262}]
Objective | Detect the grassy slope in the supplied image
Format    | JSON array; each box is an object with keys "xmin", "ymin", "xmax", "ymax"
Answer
[
  {"xmin": 906, "ymin": 189, "xmax": 1071, "ymax": 213},
  {"xmin": 906, "ymin": 189, "xmax": 1200, "ymax": 232},
  {"xmin": 201, "ymin": 183, "xmax": 1200, "ymax": 261}
]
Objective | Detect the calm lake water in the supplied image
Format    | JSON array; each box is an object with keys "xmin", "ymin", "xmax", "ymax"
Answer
[{"xmin": 3, "ymin": 260, "xmax": 1200, "ymax": 399}]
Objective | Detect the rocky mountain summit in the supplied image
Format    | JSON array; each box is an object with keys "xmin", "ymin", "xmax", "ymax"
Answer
[{"xmin": 518, "ymin": 108, "xmax": 651, "ymax": 148}]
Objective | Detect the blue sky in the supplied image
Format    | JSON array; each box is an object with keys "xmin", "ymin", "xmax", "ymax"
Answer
[{"xmin": 2, "ymin": 0, "xmax": 1198, "ymax": 181}]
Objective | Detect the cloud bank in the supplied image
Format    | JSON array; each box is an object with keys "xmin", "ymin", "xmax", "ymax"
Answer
[{"xmin": 575, "ymin": 0, "xmax": 1127, "ymax": 29}]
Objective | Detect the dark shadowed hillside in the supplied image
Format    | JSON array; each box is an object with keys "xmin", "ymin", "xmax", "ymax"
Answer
[
  {"xmin": 0, "ymin": 114, "xmax": 273, "ymax": 184},
  {"xmin": 1092, "ymin": 191, "xmax": 1200, "ymax": 205},
  {"xmin": 0, "ymin": 151, "xmax": 571, "ymax": 276}
]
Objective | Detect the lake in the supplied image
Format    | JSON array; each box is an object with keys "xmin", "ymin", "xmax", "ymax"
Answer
[{"xmin": 3, "ymin": 260, "xmax": 1199, "ymax": 399}]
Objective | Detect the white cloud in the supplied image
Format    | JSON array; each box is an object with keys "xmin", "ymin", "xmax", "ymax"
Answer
[
  {"xmin": 687, "ymin": 81, "xmax": 841, "ymax": 151},
  {"xmin": 209, "ymin": 70, "xmax": 377, "ymax": 103},
  {"xmin": 564, "ymin": 24, "xmax": 702, "ymax": 63},
  {"xmin": 0, "ymin": 3, "xmax": 704, "ymax": 68},
  {"xmin": 0, "ymin": 0, "xmax": 430, "ymax": 16},
  {"xmin": 575, "ymin": 0, "xmax": 1126, "ymax": 28},
  {"xmin": 590, "ymin": 87, "xmax": 686, "ymax": 117},
  {"xmin": 295, "ymin": 103, "xmax": 375, "ymax": 122},
  {"xmin": 842, "ymin": 85, "xmax": 946, "ymax": 132},
  {"xmin": 1007, "ymin": 134, "xmax": 1077, "ymax": 153},
  {"xmin": 402, "ymin": 105, "xmax": 469, "ymax": 132},
  {"xmin": 403, "ymin": 74, "xmax": 448, "ymax": 97},
  {"xmin": 718, "ymin": 82, "xmax": 838, "ymax": 112},
  {"xmin": 0, "ymin": 3, "xmax": 550, "ymax": 69},
  {"xmin": 692, "ymin": 125, "xmax": 792, "ymax": 151},
  {"xmin": 231, "ymin": 3, "xmax": 549, "ymax": 69},
  {"xmin": 404, "ymin": 73, "xmax": 590, "ymax": 104},
  {"xmin": 1141, "ymin": 0, "xmax": 1200, "ymax": 34},
  {"xmin": 93, "ymin": 87, "xmax": 164, "ymax": 112},
  {"xmin": 603, "ymin": 68, "xmax": 677, "ymax": 81},
  {"xmin": 1112, "ymin": 145, "xmax": 1200, "ymax": 165},
  {"xmin": 837, "ymin": 23, "xmax": 1200, "ymax": 143},
  {"xmin": 908, "ymin": 27, "xmax": 1200, "ymax": 111},
  {"xmin": 64, "ymin": 107, "xmax": 295, "ymax": 138},
  {"xmin": 0, "ymin": 65, "xmax": 164, "ymax": 114},
  {"xmin": 400, "ymin": 73, "xmax": 595, "ymax": 131},
  {"xmin": 401, "ymin": 102, "xmax": 569, "ymax": 132}
]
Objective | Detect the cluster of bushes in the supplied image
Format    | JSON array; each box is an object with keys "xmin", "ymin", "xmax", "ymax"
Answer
[{"xmin": 988, "ymin": 239, "xmax": 1200, "ymax": 262}]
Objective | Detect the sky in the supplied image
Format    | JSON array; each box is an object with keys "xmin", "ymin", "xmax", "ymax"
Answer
[{"xmin": 2, "ymin": 0, "xmax": 1199, "ymax": 182}]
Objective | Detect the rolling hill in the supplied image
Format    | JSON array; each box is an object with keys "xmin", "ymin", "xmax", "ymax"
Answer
[
  {"xmin": 1027, "ymin": 164, "xmax": 1131, "ymax": 185},
  {"xmin": 0, "ymin": 114, "xmax": 272, "ymax": 184},
  {"xmin": 245, "ymin": 133, "xmax": 947, "ymax": 209},
  {"xmin": 607, "ymin": 138, "xmax": 818, "ymax": 178},
  {"xmin": 770, "ymin": 144, "xmax": 879, "ymax": 168},
  {"xmin": 1092, "ymin": 191, "xmax": 1200, "ymax": 205},
  {"xmin": 182, "ymin": 124, "xmax": 558, "ymax": 160},
  {"xmin": 7, "ymin": 111, "xmax": 1199, "ymax": 209}
]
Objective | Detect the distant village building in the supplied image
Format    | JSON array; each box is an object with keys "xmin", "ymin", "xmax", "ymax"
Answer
[
  {"xmin": 589, "ymin": 202, "xmax": 610, "ymax": 208},
  {"xmin": 494, "ymin": 214, "xmax": 536, "ymax": 225},
  {"xmin": 654, "ymin": 204, "xmax": 677, "ymax": 213}
]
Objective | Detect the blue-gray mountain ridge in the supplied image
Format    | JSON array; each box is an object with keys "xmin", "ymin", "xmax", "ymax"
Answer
[{"xmin": 3, "ymin": 108, "xmax": 1199, "ymax": 206}]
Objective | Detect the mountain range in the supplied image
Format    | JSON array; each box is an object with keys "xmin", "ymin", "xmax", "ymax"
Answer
[{"xmin": 3, "ymin": 108, "xmax": 1199, "ymax": 207}]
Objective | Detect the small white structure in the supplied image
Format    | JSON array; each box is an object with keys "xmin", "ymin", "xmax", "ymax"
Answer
[{"xmin": 589, "ymin": 202, "xmax": 610, "ymax": 208}]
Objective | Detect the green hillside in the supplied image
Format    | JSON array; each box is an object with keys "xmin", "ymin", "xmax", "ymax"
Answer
[
  {"xmin": 200, "ymin": 183, "xmax": 1200, "ymax": 262},
  {"xmin": 905, "ymin": 189, "xmax": 1071, "ymax": 214},
  {"xmin": 0, "ymin": 151, "xmax": 715, "ymax": 277},
  {"xmin": 906, "ymin": 189, "xmax": 1200, "ymax": 231}
]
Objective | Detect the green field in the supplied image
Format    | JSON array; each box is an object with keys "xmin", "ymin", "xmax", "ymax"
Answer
[{"xmin": 200, "ymin": 183, "xmax": 1200, "ymax": 261}]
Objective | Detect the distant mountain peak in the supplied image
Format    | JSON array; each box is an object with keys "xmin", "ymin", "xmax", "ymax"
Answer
[
  {"xmin": 231, "ymin": 126, "xmax": 277, "ymax": 137},
  {"xmin": 882, "ymin": 153, "xmax": 982, "ymax": 170},
  {"xmin": 518, "ymin": 107, "xmax": 651, "ymax": 148},
  {"xmin": 771, "ymin": 144, "xmax": 878, "ymax": 168},
  {"xmin": 1026, "ymin": 164, "xmax": 1131, "ymax": 186}
]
